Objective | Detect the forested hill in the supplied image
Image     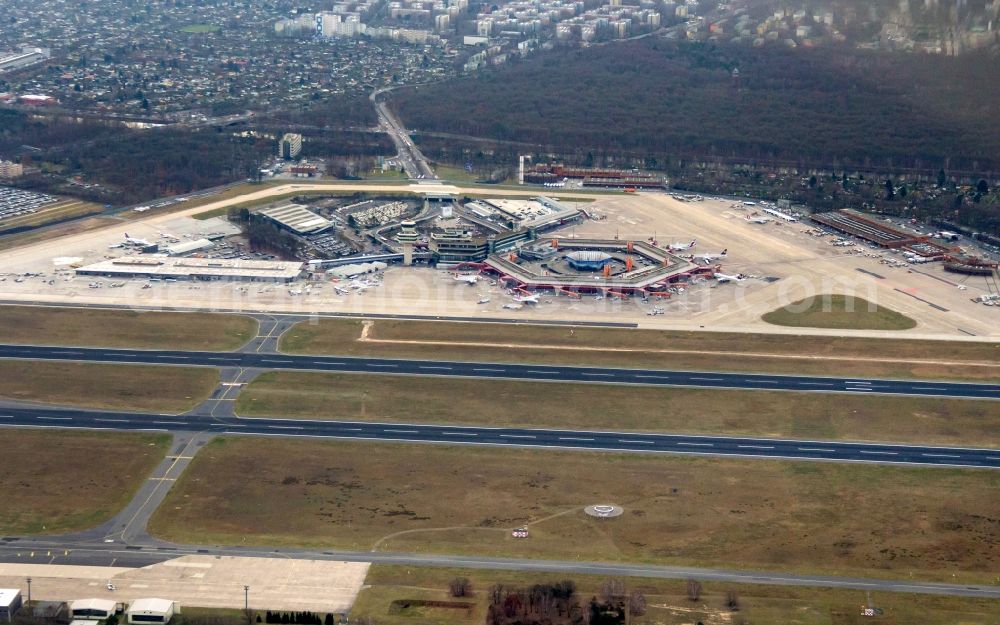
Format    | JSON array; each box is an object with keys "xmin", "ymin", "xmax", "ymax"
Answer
[{"xmin": 391, "ymin": 39, "xmax": 1000, "ymax": 174}]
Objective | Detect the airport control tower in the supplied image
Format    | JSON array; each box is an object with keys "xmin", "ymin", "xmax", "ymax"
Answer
[{"xmin": 396, "ymin": 220, "xmax": 418, "ymax": 266}]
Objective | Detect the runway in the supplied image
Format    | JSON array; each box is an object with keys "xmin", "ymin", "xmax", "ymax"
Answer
[
  {"xmin": 1, "ymin": 404, "xmax": 997, "ymax": 468},
  {"xmin": 1, "ymin": 344, "xmax": 998, "ymax": 400}
]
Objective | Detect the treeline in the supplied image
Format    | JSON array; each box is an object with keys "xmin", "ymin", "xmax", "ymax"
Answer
[
  {"xmin": 261, "ymin": 94, "xmax": 378, "ymax": 129},
  {"xmin": 237, "ymin": 211, "xmax": 302, "ymax": 258},
  {"xmin": 0, "ymin": 92, "xmax": 386, "ymax": 206},
  {"xmin": 391, "ymin": 39, "xmax": 1000, "ymax": 174},
  {"xmin": 486, "ymin": 579, "xmax": 647, "ymax": 625},
  {"xmin": 262, "ymin": 611, "xmax": 332, "ymax": 625}
]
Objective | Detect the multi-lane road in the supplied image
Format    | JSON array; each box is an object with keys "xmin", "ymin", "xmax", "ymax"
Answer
[
  {"xmin": 371, "ymin": 88, "xmax": 435, "ymax": 179},
  {"xmin": 1, "ymin": 343, "xmax": 998, "ymax": 400},
  {"xmin": 1, "ymin": 401, "xmax": 999, "ymax": 468}
]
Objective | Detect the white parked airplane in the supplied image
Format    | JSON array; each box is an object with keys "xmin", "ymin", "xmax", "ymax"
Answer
[
  {"xmin": 477, "ymin": 296, "xmax": 491, "ymax": 304},
  {"xmin": 333, "ymin": 285, "xmax": 350, "ymax": 295},
  {"xmin": 745, "ymin": 214, "xmax": 771, "ymax": 224},
  {"xmin": 512, "ymin": 293, "xmax": 540, "ymax": 304},
  {"xmin": 453, "ymin": 274, "xmax": 479, "ymax": 285},
  {"xmin": 123, "ymin": 232, "xmax": 152, "ymax": 246},
  {"xmin": 669, "ymin": 239, "xmax": 697, "ymax": 251},
  {"xmin": 502, "ymin": 303, "xmax": 523, "ymax": 310},
  {"xmin": 713, "ymin": 272, "xmax": 746, "ymax": 283},
  {"xmin": 688, "ymin": 249, "xmax": 727, "ymax": 264}
]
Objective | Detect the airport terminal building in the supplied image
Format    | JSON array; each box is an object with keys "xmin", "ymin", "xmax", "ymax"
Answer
[{"xmin": 76, "ymin": 257, "xmax": 304, "ymax": 283}]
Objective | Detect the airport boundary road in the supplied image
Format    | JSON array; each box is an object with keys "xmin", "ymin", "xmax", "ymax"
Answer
[
  {"xmin": 0, "ymin": 344, "xmax": 998, "ymax": 400},
  {"xmin": 1, "ymin": 404, "xmax": 998, "ymax": 469},
  {"xmin": 0, "ymin": 540, "xmax": 998, "ymax": 600}
]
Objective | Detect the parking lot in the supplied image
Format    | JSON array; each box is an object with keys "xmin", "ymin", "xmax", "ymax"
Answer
[{"xmin": 0, "ymin": 186, "xmax": 57, "ymax": 222}]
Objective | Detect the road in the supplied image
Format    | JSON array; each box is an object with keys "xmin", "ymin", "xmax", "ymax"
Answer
[
  {"xmin": 2, "ymin": 539, "xmax": 998, "ymax": 600},
  {"xmin": 1, "ymin": 403, "xmax": 998, "ymax": 469},
  {"xmin": 1, "ymin": 344, "xmax": 998, "ymax": 400},
  {"xmin": 370, "ymin": 88, "xmax": 435, "ymax": 179}
]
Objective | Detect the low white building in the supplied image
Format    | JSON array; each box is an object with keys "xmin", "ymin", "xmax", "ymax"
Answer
[
  {"xmin": 76, "ymin": 257, "xmax": 304, "ymax": 283},
  {"xmin": 327, "ymin": 261, "xmax": 387, "ymax": 278},
  {"xmin": 166, "ymin": 238, "xmax": 214, "ymax": 256},
  {"xmin": 127, "ymin": 598, "xmax": 176, "ymax": 625},
  {"xmin": 70, "ymin": 598, "xmax": 117, "ymax": 621},
  {"xmin": 0, "ymin": 589, "xmax": 22, "ymax": 622}
]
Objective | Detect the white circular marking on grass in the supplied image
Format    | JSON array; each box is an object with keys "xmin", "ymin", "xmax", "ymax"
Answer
[{"xmin": 584, "ymin": 504, "xmax": 623, "ymax": 518}]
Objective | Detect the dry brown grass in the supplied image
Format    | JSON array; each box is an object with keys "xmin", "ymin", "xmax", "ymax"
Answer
[
  {"xmin": 0, "ymin": 361, "xmax": 219, "ymax": 412},
  {"xmin": 236, "ymin": 371, "xmax": 1000, "ymax": 447},
  {"xmin": 355, "ymin": 565, "xmax": 1000, "ymax": 625},
  {"xmin": 0, "ymin": 305, "xmax": 258, "ymax": 350},
  {"xmin": 279, "ymin": 319, "xmax": 1000, "ymax": 381},
  {"xmin": 148, "ymin": 438, "xmax": 1000, "ymax": 584},
  {"xmin": 0, "ymin": 429, "xmax": 170, "ymax": 534}
]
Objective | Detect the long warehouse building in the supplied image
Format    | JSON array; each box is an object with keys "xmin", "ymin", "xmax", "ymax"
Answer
[{"xmin": 76, "ymin": 257, "xmax": 303, "ymax": 282}]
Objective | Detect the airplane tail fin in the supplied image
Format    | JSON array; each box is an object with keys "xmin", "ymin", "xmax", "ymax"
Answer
[{"xmin": 721, "ymin": 249, "xmax": 728, "ymax": 255}]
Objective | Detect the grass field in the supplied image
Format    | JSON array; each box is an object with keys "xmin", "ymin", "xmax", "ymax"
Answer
[
  {"xmin": 279, "ymin": 318, "xmax": 1000, "ymax": 381},
  {"xmin": 354, "ymin": 565, "xmax": 1000, "ymax": 625},
  {"xmin": 0, "ymin": 305, "xmax": 257, "ymax": 350},
  {"xmin": 762, "ymin": 295, "xmax": 917, "ymax": 331},
  {"xmin": 0, "ymin": 429, "xmax": 169, "ymax": 534},
  {"xmin": 148, "ymin": 438, "xmax": 1000, "ymax": 584},
  {"xmin": 0, "ymin": 213, "xmax": 121, "ymax": 252},
  {"xmin": 0, "ymin": 199, "xmax": 104, "ymax": 231},
  {"xmin": 236, "ymin": 371, "xmax": 1000, "ymax": 447},
  {"xmin": 0, "ymin": 361, "xmax": 219, "ymax": 412}
]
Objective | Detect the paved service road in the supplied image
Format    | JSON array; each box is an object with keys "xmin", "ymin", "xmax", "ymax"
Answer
[
  {"xmin": 1, "ymin": 541, "xmax": 998, "ymax": 600},
  {"xmin": 1, "ymin": 404, "xmax": 998, "ymax": 469},
  {"xmin": 0, "ymin": 344, "xmax": 998, "ymax": 400}
]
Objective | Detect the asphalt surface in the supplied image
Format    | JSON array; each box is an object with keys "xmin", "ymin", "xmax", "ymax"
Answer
[
  {"xmin": 2, "ymin": 539, "xmax": 998, "ymax": 599},
  {"xmin": 1, "ymin": 343, "xmax": 998, "ymax": 400},
  {"xmin": 1, "ymin": 403, "xmax": 998, "ymax": 468},
  {"xmin": 0, "ymin": 301, "xmax": 639, "ymax": 328}
]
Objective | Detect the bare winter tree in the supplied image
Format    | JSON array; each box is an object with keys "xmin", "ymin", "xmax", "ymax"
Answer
[
  {"xmin": 628, "ymin": 590, "xmax": 647, "ymax": 617},
  {"xmin": 600, "ymin": 578, "xmax": 626, "ymax": 604},
  {"xmin": 686, "ymin": 579, "xmax": 703, "ymax": 602},
  {"xmin": 448, "ymin": 577, "xmax": 472, "ymax": 597},
  {"xmin": 726, "ymin": 590, "xmax": 741, "ymax": 611}
]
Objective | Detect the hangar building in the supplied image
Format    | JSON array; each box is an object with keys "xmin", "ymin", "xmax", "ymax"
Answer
[
  {"xmin": 259, "ymin": 204, "xmax": 333, "ymax": 235},
  {"xmin": 127, "ymin": 598, "xmax": 176, "ymax": 625},
  {"xmin": 70, "ymin": 598, "xmax": 117, "ymax": 620}
]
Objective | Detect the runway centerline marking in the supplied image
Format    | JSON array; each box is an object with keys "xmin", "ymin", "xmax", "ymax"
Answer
[
  {"xmin": 619, "ymin": 439, "xmax": 655, "ymax": 445},
  {"xmin": 860, "ymin": 450, "xmax": 897, "ymax": 455},
  {"xmin": 677, "ymin": 442, "xmax": 713, "ymax": 447},
  {"xmin": 738, "ymin": 445, "xmax": 774, "ymax": 450}
]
